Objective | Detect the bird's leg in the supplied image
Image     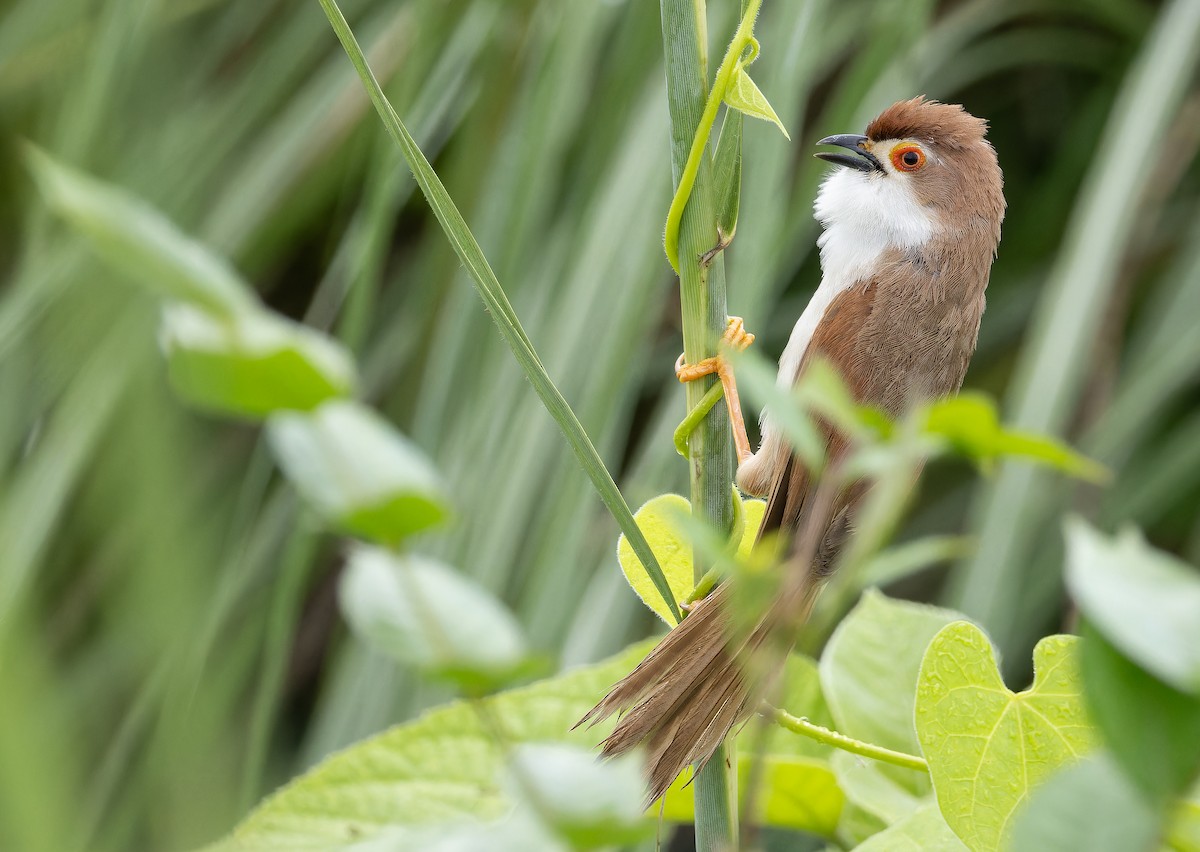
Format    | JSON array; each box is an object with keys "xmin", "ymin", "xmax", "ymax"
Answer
[{"xmin": 674, "ymin": 316, "xmax": 755, "ymax": 464}]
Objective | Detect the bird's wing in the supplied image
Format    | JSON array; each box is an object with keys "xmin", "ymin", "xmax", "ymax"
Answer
[{"xmin": 759, "ymin": 280, "xmax": 880, "ymax": 558}]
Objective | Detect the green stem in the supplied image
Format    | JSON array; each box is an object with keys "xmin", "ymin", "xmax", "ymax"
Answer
[
  {"xmin": 663, "ymin": 0, "xmax": 763, "ymax": 271},
  {"xmin": 770, "ymin": 707, "xmax": 930, "ymax": 772},
  {"xmin": 674, "ymin": 381, "xmax": 725, "ymax": 457},
  {"xmin": 660, "ymin": 0, "xmax": 743, "ymax": 847}
]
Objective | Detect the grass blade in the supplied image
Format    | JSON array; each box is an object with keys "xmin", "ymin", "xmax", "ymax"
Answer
[{"xmin": 316, "ymin": 0, "xmax": 681, "ymax": 625}]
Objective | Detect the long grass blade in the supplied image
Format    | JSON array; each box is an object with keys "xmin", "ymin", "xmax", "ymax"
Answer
[{"xmin": 316, "ymin": 0, "xmax": 681, "ymax": 625}]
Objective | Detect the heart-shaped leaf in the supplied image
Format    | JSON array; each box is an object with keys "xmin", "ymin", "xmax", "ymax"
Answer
[
  {"xmin": 160, "ymin": 304, "xmax": 356, "ymax": 418},
  {"xmin": 268, "ymin": 401, "xmax": 450, "ymax": 544},
  {"xmin": 820, "ymin": 590, "xmax": 965, "ymax": 797},
  {"xmin": 915, "ymin": 622, "xmax": 1096, "ymax": 851},
  {"xmin": 616, "ymin": 492, "xmax": 765, "ymax": 624}
]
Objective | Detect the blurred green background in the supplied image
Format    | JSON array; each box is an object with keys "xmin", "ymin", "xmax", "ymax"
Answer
[{"xmin": 1, "ymin": 0, "xmax": 1198, "ymax": 849}]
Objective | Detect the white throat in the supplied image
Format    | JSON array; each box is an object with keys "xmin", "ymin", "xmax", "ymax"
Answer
[{"xmin": 775, "ymin": 168, "xmax": 938, "ymax": 387}]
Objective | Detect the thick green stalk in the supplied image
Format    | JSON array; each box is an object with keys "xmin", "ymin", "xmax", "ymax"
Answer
[{"xmin": 660, "ymin": 0, "xmax": 737, "ymax": 847}]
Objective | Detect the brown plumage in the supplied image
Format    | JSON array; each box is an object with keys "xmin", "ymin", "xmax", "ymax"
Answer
[{"xmin": 579, "ymin": 97, "xmax": 1006, "ymax": 803}]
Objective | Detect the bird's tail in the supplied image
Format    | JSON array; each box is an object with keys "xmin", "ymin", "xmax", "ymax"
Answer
[{"xmin": 577, "ymin": 577, "xmax": 819, "ymax": 803}]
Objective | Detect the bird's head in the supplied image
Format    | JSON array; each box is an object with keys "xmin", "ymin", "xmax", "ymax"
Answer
[{"xmin": 813, "ymin": 97, "xmax": 1005, "ymax": 256}]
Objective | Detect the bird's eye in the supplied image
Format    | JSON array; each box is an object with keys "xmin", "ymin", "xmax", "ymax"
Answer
[{"xmin": 890, "ymin": 144, "xmax": 926, "ymax": 172}]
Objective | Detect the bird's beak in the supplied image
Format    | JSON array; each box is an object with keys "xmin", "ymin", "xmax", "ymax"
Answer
[{"xmin": 815, "ymin": 134, "xmax": 884, "ymax": 173}]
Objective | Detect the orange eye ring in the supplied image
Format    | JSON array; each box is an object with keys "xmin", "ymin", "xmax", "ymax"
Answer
[{"xmin": 890, "ymin": 144, "xmax": 926, "ymax": 172}]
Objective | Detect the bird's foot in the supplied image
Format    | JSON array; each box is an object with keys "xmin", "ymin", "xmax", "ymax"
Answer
[{"xmin": 673, "ymin": 317, "xmax": 755, "ymax": 463}]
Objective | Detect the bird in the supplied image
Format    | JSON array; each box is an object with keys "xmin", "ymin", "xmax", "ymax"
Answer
[{"xmin": 577, "ymin": 96, "xmax": 1006, "ymax": 803}]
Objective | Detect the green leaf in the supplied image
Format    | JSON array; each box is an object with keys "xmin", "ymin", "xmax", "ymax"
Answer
[
  {"xmin": 661, "ymin": 756, "xmax": 844, "ymax": 837},
  {"xmin": 1080, "ymin": 623, "xmax": 1200, "ymax": 802},
  {"xmin": 316, "ymin": 0, "xmax": 681, "ymax": 626},
  {"xmin": 220, "ymin": 640, "xmax": 654, "ymax": 850},
  {"xmin": 745, "ymin": 756, "xmax": 842, "ymax": 836},
  {"xmin": 616, "ymin": 492, "xmax": 765, "ymax": 624},
  {"xmin": 768, "ymin": 654, "xmax": 837, "ymax": 761},
  {"xmin": 267, "ymin": 402, "xmax": 450, "ymax": 544},
  {"xmin": 160, "ymin": 304, "xmax": 357, "ymax": 418},
  {"xmin": 712, "ymin": 109, "xmax": 743, "ymax": 239},
  {"xmin": 660, "ymin": 655, "xmax": 843, "ymax": 835},
  {"xmin": 852, "ymin": 804, "xmax": 968, "ymax": 851},
  {"xmin": 25, "ymin": 146, "xmax": 256, "ymax": 318},
  {"xmin": 1008, "ymin": 752, "xmax": 1161, "ymax": 852},
  {"xmin": 732, "ymin": 349, "xmax": 825, "ymax": 470},
  {"xmin": 831, "ymin": 751, "xmax": 923, "ymax": 827},
  {"xmin": 915, "ymin": 622, "xmax": 1096, "ymax": 851},
  {"xmin": 838, "ymin": 802, "xmax": 890, "ymax": 847},
  {"xmin": 338, "ymin": 547, "xmax": 531, "ymax": 692},
  {"xmin": 797, "ymin": 357, "xmax": 881, "ymax": 445},
  {"xmin": 1170, "ymin": 792, "xmax": 1200, "ymax": 852},
  {"xmin": 820, "ymin": 590, "xmax": 964, "ymax": 796},
  {"xmin": 923, "ymin": 394, "xmax": 1108, "ymax": 482},
  {"xmin": 1065, "ymin": 517, "xmax": 1200, "ymax": 694},
  {"xmin": 722, "ymin": 65, "xmax": 789, "ymax": 139},
  {"xmin": 861, "ymin": 535, "xmax": 975, "ymax": 588},
  {"xmin": 340, "ymin": 811, "xmax": 563, "ymax": 852},
  {"xmin": 506, "ymin": 745, "xmax": 653, "ymax": 847}
]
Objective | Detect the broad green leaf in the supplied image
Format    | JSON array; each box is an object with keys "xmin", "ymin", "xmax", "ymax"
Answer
[
  {"xmin": 831, "ymin": 751, "xmax": 923, "ymax": 826},
  {"xmin": 747, "ymin": 756, "xmax": 843, "ymax": 837},
  {"xmin": 1080, "ymin": 623, "xmax": 1200, "ymax": 802},
  {"xmin": 339, "ymin": 810, "xmax": 563, "ymax": 852},
  {"xmin": 820, "ymin": 590, "xmax": 964, "ymax": 796},
  {"xmin": 268, "ymin": 402, "xmax": 450, "ymax": 544},
  {"xmin": 915, "ymin": 622, "xmax": 1096, "ymax": 851},
  {"xmin": 339, "ymin": 547, "xmax": 530, "ymax": 692},
  {"xmin": 616, "ymin": 492, "xmax": 765, "ymax": 624},
  {"xmin": 1065, "ymin": 517, "xmax": 1200, "ymax": 694},
  {"xmin": 838, "ymin": 802, "xmax": 890, "ymax": 847},
  {"xmin": 852, "ymin": 804, "xmax": 967, "ymax": 851},
  {"xmin": 923, "ymin": 394, "xmax": 1108, "ymax": 482},
  {"xmin": 161, "ymin": 304, "xmax": 357, "ymax": 418},
  {"xmin": 1008, "ymin": 752, "xmax": 1160, "ymax": 852},
  {"xmin": 505, "ymin": 745, "xmax": 653, "ymax": 847},
  {"xmin": 220, "ymin": 640, "xmax": 654, "ymax": 850},
  {"xmin": 661, "ymin": 756, "xmax": 843, "ymax": 837},
  {"xmin": 25, "ymin": 146, "xmax": 255, "ymax": 318},
  {"xmin": 723, "ymin": 65, "xmax": 789, "ymax": 138}
]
